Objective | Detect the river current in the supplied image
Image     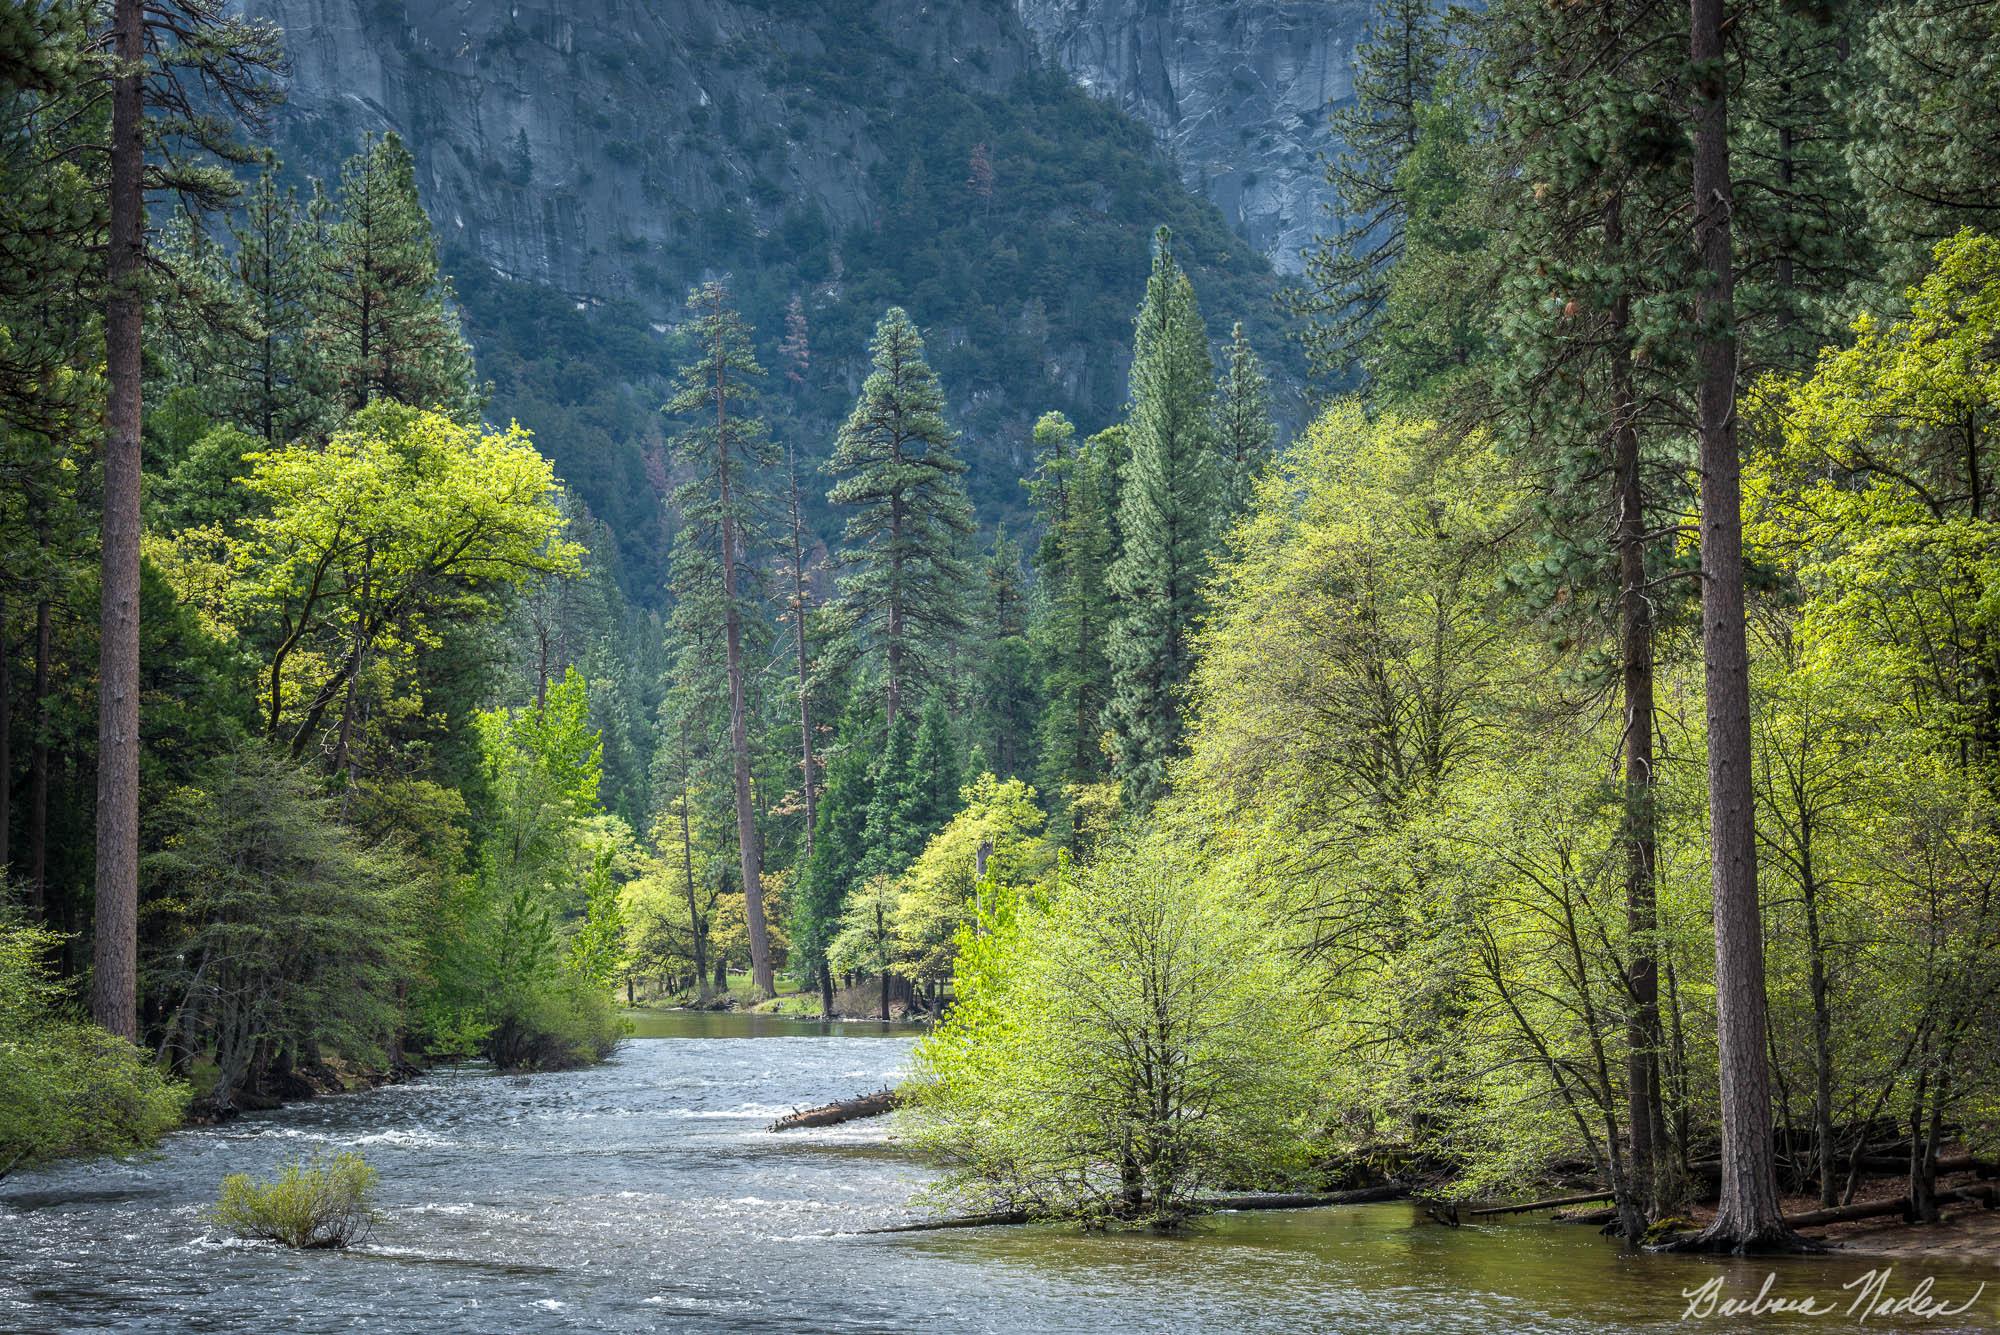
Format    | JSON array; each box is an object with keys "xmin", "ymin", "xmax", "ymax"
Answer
[{"xmin": 3, "ymin": 1012, "xmax": 1995, "ymax": 1332}]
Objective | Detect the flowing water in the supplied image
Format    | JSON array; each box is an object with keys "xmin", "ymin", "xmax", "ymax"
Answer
[{"xmin": 3, "ymin": 1012, "xmax": 1995, "ymax": 1332}]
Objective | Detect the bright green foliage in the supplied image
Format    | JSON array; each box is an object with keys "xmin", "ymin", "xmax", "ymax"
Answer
[
  {"xmin": 906, "ymin": 835, "xmax": 1321, "ymax": 1226},
  {"xmin": 424, "ymin": 669, "xmax": 623, "ymax": 1070},
  {"xmin": 826, "ymin": 307, "xmax": 976, "ymax": 722},
  {"xmin": 217, "ymin": 404, "xmax": 581, "ymax": 766},
  {"xmin": 1213, "ymin": 322, "xmax": 1275, "ymax": 517},
  {"xmin": 891, "ymin": 773, "xmax": 1051, "ymax": 991},
  {"xmin": 309, "ymin": 132, "xmax": 479, "ymax": 418},
  {"xmin": 145, "ymin": 743, "xmax": 421, "ymax": 1109},
  {"xmin": 212, "ymin": 1152, "xmax": 378, "ymax": 1249},
  {"xmin": 1105, "ymin": 229, "xmax": 1219, "ymax": 808},
  {"xmin": 0, "ymin": 917, "xmax": 186, "ymax": 1175}
]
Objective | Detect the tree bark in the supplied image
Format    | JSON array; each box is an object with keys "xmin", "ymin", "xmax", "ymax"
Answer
[
  {"xmin": 677, "ymin": 719, "xmax": 709, "ymax": 1000},
  {"xmin": 712, "ymin": 322, "xmax": 772, "ymax": 998},
  {"xmin": 788, "ymin": 448, "xmax": 817, "ymax": 861},
  {"xmin": 28, "ymin": 593, "xmax": 50, "ymax": 915},
  {"xmin": 1688, "ymin": 0, "xmax": 1797, "ymax": 1252},
  {"xmin": 93, "ymin": 0, "xmax": 146, "ymax": 1043},
  {"xmin": 1609, "ymin": 189, "xmax": 1667, "ymax": 1226}
]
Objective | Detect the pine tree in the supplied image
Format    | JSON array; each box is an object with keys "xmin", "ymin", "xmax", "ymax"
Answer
[
  {"xmin": 903, "ymin": 692, "xmax": 962, "ymax": 845},
  {"xmin": 1293, "ymin": 0, "xmax": 1450, "ymax": 376},
  {"xmin": 94, "ymin": 0, "xmax": 281, "ymax": 1041},
  {"xmin": 826, "ymin": 307, "xmax": 975, "ymax": 726},
  {"xmin": 664, "ymin": 281, "xmax": 778, "ymax": 999},
  {"xmin": 794, "ymin": 707, "xmax": 876, "ymax": 1015},
  {"xmin": 1105, "ymin": 228, "xmax": 1218, "ymax": 808},
  {"xmin": 972, "ymin": 531, "xmax": 1038, "ymax": 780},
  {"xmin": 1028, "ymin": 415, "xmax": 1117, "ymax": 829},
  {"xmin": 1215, "ymin": 322, "xmax": 1275, "ymax": 517},
  {"xmin": 311, "ymin": 132, "xmax": 478, "ymax": 418},
  {"xmin": 861, "ymin": 711, "xmax": 919, "ymax": 876}
]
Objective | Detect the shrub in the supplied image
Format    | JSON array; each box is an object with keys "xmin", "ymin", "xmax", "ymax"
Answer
[
  {"xmin": 212, "ymin": 1152, "xmax": 379, "ymax": 1249},
  {"xmin": 0, "ymin": 918, "xmax": 187, "ymax": 1176}
]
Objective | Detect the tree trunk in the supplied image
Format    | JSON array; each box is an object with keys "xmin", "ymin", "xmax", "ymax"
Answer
[
  {"xmin": 789, "ymin": 449, "xmax": 817, "ymax": 859},
  {"xmin": 677, "ymin": 721, "xmax": 709, "ymax": 1000},
  {"xmin": 1609, "ymin": 190, "xmax": 1666, "ymax": 1225},
  {"xmin": 28, "ymin": 592, "xmax": 49, "ymax": 914},
  {"xmin": 819, "ymin": 960, "xmax": 835, "ymax": 1018},
  {"xmin": 714, "ymin": 335, "xmax": 772, "ymax": 998},
  {"xmin": 714, "ymin": 955, "xmax": 728, "ymax": 995},
  {"xmin": 1688, "ymin": 0, "xmax": 1797, "ymax": 1252},
  {"xmin": 93, "ymin": 0, "xmax": 146, "ymax": 1043},
  {"xmin": 0, "ymin": 603, "xmax": 11, "ymax": 880},
  {"xmin": 1803, "ymin": 864, "xmax": 1837, "ymax": 1207}
]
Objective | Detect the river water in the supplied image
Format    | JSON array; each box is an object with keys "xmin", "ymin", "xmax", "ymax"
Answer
[{"xmin": 3, "ymin": 1013, "xmax": 1995, "ymax": 1332}]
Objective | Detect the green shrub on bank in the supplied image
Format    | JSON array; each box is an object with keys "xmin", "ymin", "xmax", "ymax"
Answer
[
  {"xmin": 0, "ymin": 918, "xmax": 187, "ymax": 1177},
  {"xmin": 212, "ymin": 1151, "xmax": 379, "ymax": 1248}
]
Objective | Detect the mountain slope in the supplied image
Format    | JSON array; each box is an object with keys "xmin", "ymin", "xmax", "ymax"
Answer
[{"xmin": 250, "ymin": 0, "xmax": 1312, "ymax": 598}]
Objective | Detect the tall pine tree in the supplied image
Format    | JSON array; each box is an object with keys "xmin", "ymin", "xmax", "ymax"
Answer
[
  {"xmin": 826, "ymin": 307, "xmax": 974, "ymax": 727},
  {"xmin": 664, "ymin": 281, "xmax": 777, "ymax": 998},
  {"xmin": 1105, "ymin": 228, "xmax": 1218, "ymax": 808},
  {"xmin": 1215, "ymin": 322, "xmax": 1275, "ymax": 517}
]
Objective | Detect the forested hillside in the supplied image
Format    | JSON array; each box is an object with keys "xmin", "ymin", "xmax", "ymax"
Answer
[{"xmin": 249, "ymin": 0, "xmax": 1308, "ymax": 598}]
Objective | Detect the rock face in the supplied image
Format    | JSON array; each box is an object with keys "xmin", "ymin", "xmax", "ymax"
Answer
[
  {"xmin": 252, "ymin": 0, "xmax": 1362, "ymax": 293},
  {"xmin": 1015, "ymin": 0, "xmax": 1368, "ymax": 272},
  {"xmin": 251, "ymin": 0, "xmax": 1033, "ymax": 308}
]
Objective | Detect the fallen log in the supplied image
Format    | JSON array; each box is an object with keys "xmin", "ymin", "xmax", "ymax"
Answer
[
  {"xmin": 1551, "ymin": 1206, "xmax": 1619, "ymax": 1226},
  {"xmin": 768, "ymin": 1088, "xmax": 901, "ymax": 1131},
  {"xmin": 1469, "ymin": 1190, "xmax": 1615, "ymax": 1217},
  {"xmin": 1787, "ymin": 1185, "xmax": 1998, "ymax": 1231},
  {"xmin": 858, "ymin": 1184, "xmax": 1410, "ymax": 1234}
]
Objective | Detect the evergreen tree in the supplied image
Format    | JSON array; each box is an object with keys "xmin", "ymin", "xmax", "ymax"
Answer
[
  {"xmin": 903, "ymin": 692, "xmax": 963, "ymax": 844},
  {"xmin": 1293, "ymin": 0, "xmax": 1451, "ymax": 377},
  {"xmin": 1027, "ymin": 414, "xmax": 1117, "ymax": 828},
  {"xmin": 1105, "ymin": 228, "xmax": 1218, "ymax": 808},
  {"xmin": 861, "ymin": 710, "xmax": 919, "ymax": 876},
  {"xmin": 1214, "ymin": 322, "xmax": 1276, "ymax": 517},
  {"xmin": 663, "ymin": 281, "xmax": 777, "ymax": 998},
  {"xmin": 793, "ymin": 707, "xmax": 876, "ymax": 1014},
  {"xmin": 826, "ymin": 307, "xmax": 975, "ymax": 726},
  {"xmin": 311, "ymin": 132, "xmax": 478, "ymax": 418},
  {"xmin": 972, "ymin": 531, "xmax": 1037, "ymax": 780}
]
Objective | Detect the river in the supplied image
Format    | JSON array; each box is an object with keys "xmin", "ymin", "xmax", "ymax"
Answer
[{"xmin": 3, "ymin": 1013, "xmax": 1994, "ymax": 1332}]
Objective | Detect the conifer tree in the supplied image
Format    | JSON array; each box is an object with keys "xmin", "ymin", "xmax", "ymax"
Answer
[
  {"xmin": 972, "ymin": 531, "xmax": 1037, "ymax": 780},
  {"xmin": 794, "ymin": 709, "xmax": 876, "ymax": 1015},
  {"xmin": 903, "ymin": 692, "xmax": 962, "ymax": 844},
  {"xmin": 1027, "ymin": 414, "xmax": 1116, "ymax": 827},
  {"xmin": 1294, "ymin": 0, "xmax": 1450, "ymax": 376},
  {"xmin": 312, "ymin": 132, "xmax": 478, "ymax": 418},
  {"xmin": 664, "ymin": 281, "xmax": 777, "ymax": 998},
  {"xmin": 93, "ymin": 0, "xmax": 281, "ymax": 1041},
  {"xmin": 1105, "ymin": 228, "xmax": 1218, "ymax": 808},
  {"xmin": 861, "ymin": 711, "xmax": 919, "ymax": 876},
  {"xmin": 826, "ymin": 307, "xmax": 975, "ymax": 726},
  {"xmin": 1215, "ymin": 322, "xmax": 1275, "ymax": 517}
]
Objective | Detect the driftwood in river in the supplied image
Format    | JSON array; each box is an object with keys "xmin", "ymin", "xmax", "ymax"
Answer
[
  {"xmin": 857, "ymin": 1184, "xmax": 1411, "ymax": 1234},
  {"xmin": 768, "ymin": 1088, "xmax": 901, "ymax": 1131},
  {"xmin": 1468, "ymin": 1190, "xmax": 1616, "ymax": 1217}
]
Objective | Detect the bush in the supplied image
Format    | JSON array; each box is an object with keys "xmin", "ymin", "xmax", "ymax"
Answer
[
  {"xmin": 0, "ymin": 919, "xmax": 186, "ymax": 1176},
  {"xmin": 212, "ymin": 1152, "xmax": 379, "ymax": 1249},
  {"xmin": 905, "ymin": 837, "xmax": 1322, "ymax": 1227}
]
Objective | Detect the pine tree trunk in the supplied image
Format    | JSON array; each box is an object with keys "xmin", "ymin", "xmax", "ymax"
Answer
[
  {"xmin": 1610, "ymin": 191, "xmax": 1666, "ymax": 1221},
  {"xmin": 1803, "ymin": 858, "xmax": 1837, "ymax": 1207},
  {"xmin": 819, "ymin": 961, "xmax": 834, "ymax": 1018},
  {"xmin": 790, "ymin": 451, "xmax": 817, "ymax": 857},
  {"xmin": 1, "ymin": 604, "xmax": 12, "ymax": 881},
  {"xmin": 28, "ymin": 594, "xmax": 50, "ymax": 915},
  {"xmin": 679, "ymin": 721, "xmax": 709, "ymax": 1001},
  {"xmin": 93, "ymin": 0, "xmax": 146, "ymax": 1043},
  {"xmin": 715, "ymin": 340, "xmax": 773, "ymax": 998},
  {"xmin": 1689, "ymin": 0, "xmax": 1796, "ymax": 1251}
]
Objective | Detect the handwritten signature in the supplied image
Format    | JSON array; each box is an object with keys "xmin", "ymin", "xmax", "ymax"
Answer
[{"xmin": 1681, "ymin": 1269, "xmax": 1989, "ymax": 1322}]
